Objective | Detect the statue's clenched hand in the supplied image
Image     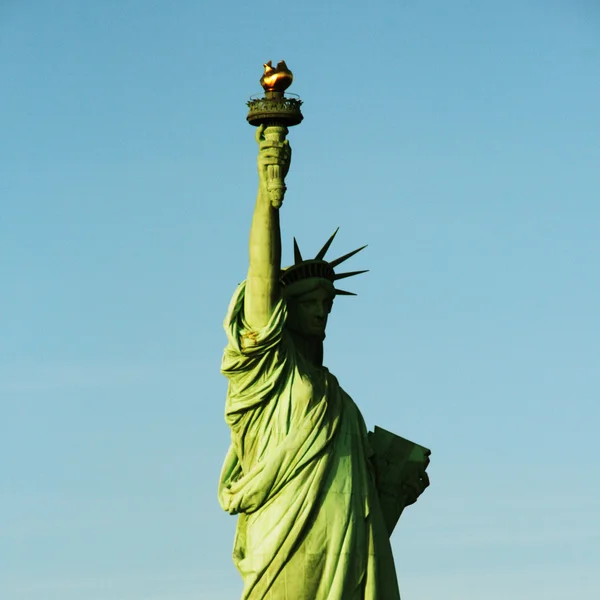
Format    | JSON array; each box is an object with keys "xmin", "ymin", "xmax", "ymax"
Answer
[{"xmin": 256, "ymin": 124, "xmax": 292, "ymax": 203}]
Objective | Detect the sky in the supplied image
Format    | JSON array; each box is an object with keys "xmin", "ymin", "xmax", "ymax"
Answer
[{"xmin": 1, "ymin": 1, "xmax": 599, "ymax": 598}]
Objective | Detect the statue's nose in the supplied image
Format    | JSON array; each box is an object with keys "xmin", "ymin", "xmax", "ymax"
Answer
[{"xmin": 315, "ymin": 306, "xmax": 326, "ymax": 318}]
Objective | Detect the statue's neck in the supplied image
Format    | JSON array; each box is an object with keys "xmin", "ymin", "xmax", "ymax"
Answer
[{"xmin": 288, "ymin": 329, "xmax": 324, "ymax": 368}]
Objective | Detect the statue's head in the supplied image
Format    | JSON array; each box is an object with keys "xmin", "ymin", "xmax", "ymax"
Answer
[
  {"xmin": 280, "ymin": 228, "xmax": 368, "ymax": 340},
  {"xmin": 284, "ymin": 278, "xmax": 335, "ymax": 340}
]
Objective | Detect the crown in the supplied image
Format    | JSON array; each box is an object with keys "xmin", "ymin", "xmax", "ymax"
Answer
[{"xmin": 280, "ymin": 228, "xmax": 368, "ymax": 296}]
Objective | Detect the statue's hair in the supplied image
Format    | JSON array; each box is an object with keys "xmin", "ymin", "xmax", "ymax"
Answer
[{"xmin": 282, "ymin": 277, "xmax": 335, "ymax": 300}]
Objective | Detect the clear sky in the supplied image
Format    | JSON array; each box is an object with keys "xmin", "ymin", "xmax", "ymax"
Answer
[{"xmin": 2, "ymin": 1, "xmax": 599, "ymax": 598}]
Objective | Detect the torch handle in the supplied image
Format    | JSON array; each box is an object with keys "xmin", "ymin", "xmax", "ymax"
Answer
[{"xmin": 263, "ymin": 125, "xmax": 289, "ymax": 208}]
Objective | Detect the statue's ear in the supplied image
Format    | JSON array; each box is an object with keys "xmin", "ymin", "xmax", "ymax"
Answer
[{"xmin": 284, "ymin": 296, "xmax": 296, "ymax": 312}]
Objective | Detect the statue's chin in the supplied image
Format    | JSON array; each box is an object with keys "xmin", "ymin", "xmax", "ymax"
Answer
[
  {"xmin": 286, "ymin": 326, "xmax": 326, "ymax": 342},
  {"xmin": 310, "ymin": 331, "xmax": 326, "ymax": 342}
]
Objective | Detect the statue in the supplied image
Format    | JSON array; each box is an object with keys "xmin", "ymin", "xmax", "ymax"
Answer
[{"xmin": 218, "ymin": 62, "xmax": 431, "ymax": 600}]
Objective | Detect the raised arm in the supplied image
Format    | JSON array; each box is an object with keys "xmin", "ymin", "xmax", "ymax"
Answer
[{"xmin": 244, "ymin": 125, "xmax": 291, "ymax": 330}]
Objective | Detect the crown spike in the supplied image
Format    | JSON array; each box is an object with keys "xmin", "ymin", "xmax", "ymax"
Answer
[
  {"xmin": 329, "ymin": 245, "xmax": 368, "ymax": 269},
  {"xmin": 333, "ymin": 269, "xmax": 369, "ymax": 281},
  {"xmin": 315, "ymin": 227, "xmax": 340, "ymax": 260},
  {"xmin": 334, "ymin": 288, "xmax": 357, "ymax": 296},
  {"xmin": 293, "ymin": 238, "xmax": 303, "ymax": 264}
]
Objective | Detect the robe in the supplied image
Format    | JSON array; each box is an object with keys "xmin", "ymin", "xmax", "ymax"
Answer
[{"xmin": 218, "ymin": 282, "xmax": 401, "ymax": 599}]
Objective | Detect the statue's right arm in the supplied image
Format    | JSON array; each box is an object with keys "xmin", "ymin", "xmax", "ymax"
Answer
[{"xmin": 244, "ymin": 126, "xmax": 291, "ymax": 331}]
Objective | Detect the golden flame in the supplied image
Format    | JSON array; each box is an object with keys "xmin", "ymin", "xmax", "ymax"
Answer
[{"xmin": 260, "ymin": 60, "xmax": 293, "ymax": 93}]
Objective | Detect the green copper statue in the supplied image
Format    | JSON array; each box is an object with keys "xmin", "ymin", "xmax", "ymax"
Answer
[{"xmin": 218, "ymin": 62, "xmax": 431, "ymax": 600}]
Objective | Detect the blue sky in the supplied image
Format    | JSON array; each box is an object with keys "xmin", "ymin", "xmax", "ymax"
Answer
[{"xmin": 2, "ymin": 1, "xmax": 599, "ymax": 598}]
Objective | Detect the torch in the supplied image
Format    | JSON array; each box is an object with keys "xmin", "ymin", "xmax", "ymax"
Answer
[{"xmin": 246, "ymin": 61, "xmax": 303, "ymax": 208}]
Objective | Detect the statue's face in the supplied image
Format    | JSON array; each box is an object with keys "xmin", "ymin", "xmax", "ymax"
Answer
[{"xmin": 286, "ymin": 286, "xmax": 334, "ymax": 339}]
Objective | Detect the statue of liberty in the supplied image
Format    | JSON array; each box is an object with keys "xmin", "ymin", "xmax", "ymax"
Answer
[{"xmin": 218, "ymin": 62, "xmax": 431, "ymax": 600}]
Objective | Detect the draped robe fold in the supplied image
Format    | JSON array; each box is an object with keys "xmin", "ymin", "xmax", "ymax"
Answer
[{"xmin": 218, "ymin": 282, "xmax": 401, "ymax": 600}]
